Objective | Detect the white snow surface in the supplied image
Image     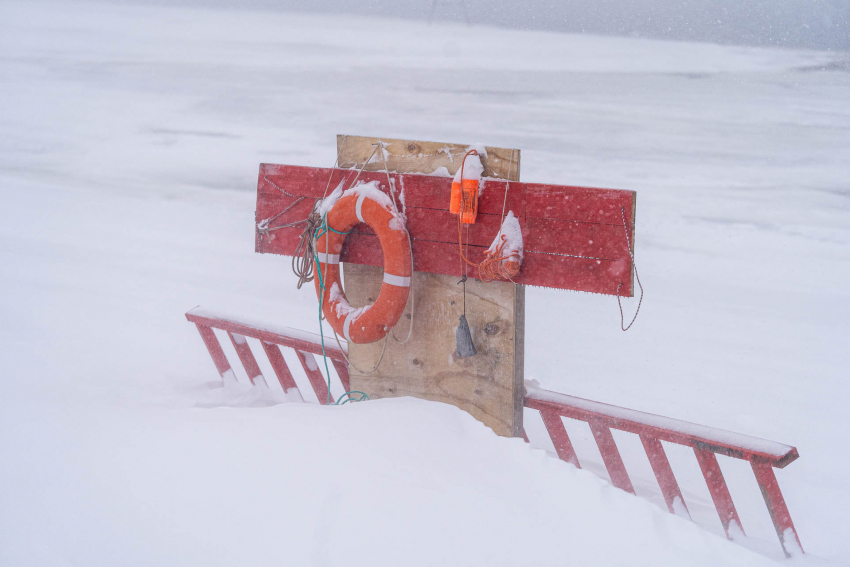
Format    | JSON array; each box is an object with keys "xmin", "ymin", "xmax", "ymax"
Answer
[
  {"xmin": 346, "ymin": 180, "xmax": 395, "ymax": 213},
  {"xmin": 1, "ymin": 1, "xmax": 849, "ymax": 565},
  {"xmin": 330, "ymin": 281, "xmax": 371, "ymax": 321},
  {"xmin": 317, "ymin": 180, "xmax": 345, "ymax": 216}
]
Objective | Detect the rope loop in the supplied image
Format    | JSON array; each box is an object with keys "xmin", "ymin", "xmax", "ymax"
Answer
[{"xmin": 479, "ymin": 234, "xmax": 521, "ymax": 282}]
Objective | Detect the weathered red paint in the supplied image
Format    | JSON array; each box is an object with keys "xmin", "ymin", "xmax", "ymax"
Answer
[
  {"xmin": 640, "ymin": 434, "xmax": 690, "ymax": 518},
  {"xmin": 194, "ymin": 323, "xmax": 232, "ymax": 380},
  {"xmin": 589, "ymin": 420, "xmax": 636, "ymax": 494},
  {"xmin": 186, "ymin": 308, "xmax": 348, "ymax": 405},
  {"xmin": 523, "ymin": 387, "xmax": 800, "ymax": 554},
  {"xmin": 540, "ymin": 411, "xmax": 580, "ymax": 468},
  {"xmin": 227, "ymin": 331, "xmax": 265, "ymax": 386},
  {"xmin": 752, "ymin": 461, "xmax": 803, "ymax": 557},
  {"xmin": 260, "ymin": 341, "xmax": 299, "ymax": 393},
  {"xmin": 255, "ymin": 164, "xmax": 636, "ymax": 296},
  {"xmin": 295, "ymin": 349, "xmax": 334, "ymax": 405},
  {"xmin": 695, "ymin": 448, "xmax": 744, "ymax": 539},
  {"xmin": 524, "ymin": 393, "xmax": 799, "ymax": 467}
]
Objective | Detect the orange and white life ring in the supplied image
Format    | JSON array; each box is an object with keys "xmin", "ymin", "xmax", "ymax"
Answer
[{"xmin": 314, "ymin": 182, "xmax": 411, "ymax": 344}]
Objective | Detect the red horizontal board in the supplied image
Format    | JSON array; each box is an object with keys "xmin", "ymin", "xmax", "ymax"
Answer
[
  {"xmin": 327, "ymin": 233, "xmax": 632, "ymax": 296},
  {"xmin": 255, "ymin": 164, "xmax": 636, "ymax": 295},
  {"xmin": 525, "ymin": 217, "xmax": 631, "ymax": 260},
  {"xmin": 526, "ymin": 183, "xmax": 635, "ymax": 225}
]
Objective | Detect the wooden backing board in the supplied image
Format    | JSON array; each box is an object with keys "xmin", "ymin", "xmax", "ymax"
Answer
[
  {"xmin": 339, "ymin": 135, "xmax": 524, "ymax": 438},
  {"xmin": 344, "ymin": 264, "xmax": 525, "ymax": 437},
  {"xmin": 336, "ymin": 134, "xmax": 520, "ymax": 181}
]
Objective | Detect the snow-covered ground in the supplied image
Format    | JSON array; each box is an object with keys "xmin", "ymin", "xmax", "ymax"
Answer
[{"xmin": 1, "ymin": 1, "xmax": 848, "ymax": 565}]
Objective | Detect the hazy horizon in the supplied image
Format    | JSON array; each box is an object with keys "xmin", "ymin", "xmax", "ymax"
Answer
[{"xmin": 91, "ymin": 0, "xmax": 850, "ymax": 51}]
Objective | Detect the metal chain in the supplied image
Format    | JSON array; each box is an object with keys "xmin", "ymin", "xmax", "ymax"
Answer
[
  {"xmin": 616, "ymin": 206, "xmax": 643, "ymax": 331},
  {"xmin": 263, "ymin": 175, "xmax": 301, "ymax": 198}
]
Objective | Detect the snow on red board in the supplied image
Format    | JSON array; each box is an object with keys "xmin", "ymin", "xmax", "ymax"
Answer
[{"xmin": 255, "ymin": 164, "xmax": 637, "ymax": 295}]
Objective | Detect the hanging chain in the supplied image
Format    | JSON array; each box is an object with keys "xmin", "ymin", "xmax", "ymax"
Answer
[{"xmin": 616, "ymin": 206, "xmax": 643, "ymax": 331}]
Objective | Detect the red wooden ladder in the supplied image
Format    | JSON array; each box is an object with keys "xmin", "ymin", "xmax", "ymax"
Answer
[{"xmin": 186, "ymin": 308, "xmax": 803, "ymax": 558}]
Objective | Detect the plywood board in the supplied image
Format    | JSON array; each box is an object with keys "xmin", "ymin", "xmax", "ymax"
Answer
[
  {"xmin": 343, "ymin": 263, "xmax": 525, "ymax": 438},
  {"xmin": 336, "ymin": 134, "xmax": 520, "ymax": 181},
  {"xmin": 339, "ymin": 135, "xmax": 524, "ymax": 438}
]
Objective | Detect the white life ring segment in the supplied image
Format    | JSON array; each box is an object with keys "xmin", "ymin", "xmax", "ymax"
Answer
[{"xmin": 314, "ymin": 191, "xmax": 411, "ymax": 344}]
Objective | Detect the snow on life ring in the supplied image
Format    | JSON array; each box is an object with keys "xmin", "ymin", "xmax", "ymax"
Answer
[{"xmin": 314, "ymin": 181, "xmax": 411, "ymax": 344}]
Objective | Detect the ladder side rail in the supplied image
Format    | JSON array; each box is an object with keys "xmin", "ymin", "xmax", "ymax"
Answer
[
  {"xmin": 524, "ymin": 387, "xmax": 800, "ymax": 553},
  {"xmin": 186, "ymin": 310, "xmax": 348, "ymax": 361}
]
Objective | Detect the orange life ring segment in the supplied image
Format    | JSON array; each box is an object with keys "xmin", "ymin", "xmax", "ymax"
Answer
[{"xmin": 314, "ymin": 185, "xmax": 411, "ymax": 344}]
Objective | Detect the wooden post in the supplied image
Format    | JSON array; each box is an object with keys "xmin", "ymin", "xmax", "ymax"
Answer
[{"xmin": 338, "ymin": 135, "xmax": 525, "ymax": 438}]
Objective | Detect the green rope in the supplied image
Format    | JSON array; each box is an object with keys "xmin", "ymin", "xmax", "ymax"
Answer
[{"xmin": 313, "ymin": 214, "xmax": 369, "ymax": 406}]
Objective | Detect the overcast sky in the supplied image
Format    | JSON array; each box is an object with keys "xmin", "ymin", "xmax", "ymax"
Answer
[{"xmin": 110, "ymin": 0, "xmax": 849, "ymax": 51}]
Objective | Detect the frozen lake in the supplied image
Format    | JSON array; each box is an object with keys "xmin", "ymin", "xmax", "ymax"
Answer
[{"xmin": 1, "ymin": 1, "xmax": 848, "ymax": 564}]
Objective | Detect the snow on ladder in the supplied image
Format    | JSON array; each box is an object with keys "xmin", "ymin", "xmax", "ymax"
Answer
[
  {"xmin": 524, "ymin": 386, "xmax": 802, "ymax": 557},
  {"xmin": 185, "ymin": 307, "xmax": 348, "ymax": 404}
]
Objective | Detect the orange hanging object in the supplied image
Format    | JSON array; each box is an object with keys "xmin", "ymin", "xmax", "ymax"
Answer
[{"xmin": 450, "ymin": 149, "xmax": 481, "ymax": 224}]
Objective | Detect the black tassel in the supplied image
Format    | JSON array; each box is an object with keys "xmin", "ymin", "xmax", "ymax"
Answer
[{"xmin": 456, "ymin": 314, "xmax": 476, "ymax": 358}]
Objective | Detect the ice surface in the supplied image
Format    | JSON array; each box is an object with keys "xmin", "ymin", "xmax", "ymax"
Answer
[{"xmin": 1, "ymin": 1, "xmax": 848, "ymax": 564}]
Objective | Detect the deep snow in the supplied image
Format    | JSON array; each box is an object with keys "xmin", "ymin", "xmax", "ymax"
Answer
[{"xmin": 1, "ymin": 1, "xmax": 849, "ymax": 565}]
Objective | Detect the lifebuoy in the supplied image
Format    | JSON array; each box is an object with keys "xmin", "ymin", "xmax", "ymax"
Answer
[{"xmin": 314, "ymin": 182, "xmax": 411, "ymax": 344}]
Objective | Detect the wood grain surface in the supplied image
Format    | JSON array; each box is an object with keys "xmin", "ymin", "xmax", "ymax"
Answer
[
  {"xmin": 339, "ymin": 135, "xmax": 524, "ymax": 438},
  {"xmin": 336, "ymin": 134, "xmax": 520, "ymax": 181}
]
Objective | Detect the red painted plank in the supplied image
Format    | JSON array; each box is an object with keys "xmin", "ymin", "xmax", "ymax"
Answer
[
  {"xmin": 227, "ymin": 332, "xmax": 266, "ymax": 386},
  {"xmin": 752, "ymin": 461, "xmax": 802, "ymax": 557},
  {"xmin": 255, "ymin": 164, "xmax": 636, "ymax": 295},
  {"xmin": 589, "ymin": 420, "xmax": 636, "ymax": 494},
  {"xmin": 333, "ymin": 235, "xmax": 634, "ymax": 296},
  {"xmin": 540, "ymin": 411, "xmax": 580, "ymax": 467},
  {"xmin": 695, "ymin": 448, "xmax": 744, "ymax": 539},
  {"xmin": 525, "ymin": 217, "xmax": 631, "ymax": 260},
  {"xmin": 295, "ymin": 349, "xmax": 333, "ymax": 405},
  {"xmin": 525, "ymin": 182, "xmax": 635, "ymax": 224},
  {"xmin": 640, "ymin": 435, "xmax": 690, "ymax": 517},
  {"xmin": 194, "ymin": 323, "xmax": 234, "ymax": 381}
]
